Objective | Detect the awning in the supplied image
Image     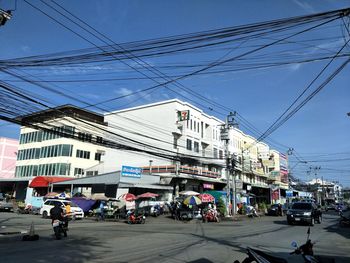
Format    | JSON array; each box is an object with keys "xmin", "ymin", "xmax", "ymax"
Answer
[{"xmin": 29, "ymin": 176, "xmax": 73, "ymax": 188}]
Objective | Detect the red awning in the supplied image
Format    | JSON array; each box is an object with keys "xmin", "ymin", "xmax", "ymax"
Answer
[{"xmin": 29, "ymin": 176, "xmax": 72, "ymax": 188}]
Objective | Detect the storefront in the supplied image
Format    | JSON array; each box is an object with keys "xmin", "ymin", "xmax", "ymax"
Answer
[{"xmin": 53, "ymin": 170, "xmax": 173, "ymax": 201}]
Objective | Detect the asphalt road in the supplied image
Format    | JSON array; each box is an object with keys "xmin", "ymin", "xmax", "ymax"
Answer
[{"xmin": 0, "ymin": 211, "xmax": 349, "ymax": 263}]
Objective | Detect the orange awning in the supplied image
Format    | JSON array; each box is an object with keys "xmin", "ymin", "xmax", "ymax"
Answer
[{"xmin": 29, "ymin": 176, "xmax": 72, "ymax": 188}]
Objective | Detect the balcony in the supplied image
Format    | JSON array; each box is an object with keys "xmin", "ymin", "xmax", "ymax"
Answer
[{"xmin": 142, "ymin": 165, "xmax": 220, "ymax": 178}]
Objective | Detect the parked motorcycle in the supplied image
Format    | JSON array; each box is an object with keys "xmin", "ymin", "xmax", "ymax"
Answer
[
  {"xmin": 339, "ymin": 211, "xmax": 350, "ymax": 227},
  {"xmin": 126, "ymin": 210, "xmax": 146, "ymax": 224},
  {"xmin": 52, "ymin": 220, "xmax": 68, "ymax": 240},
  {"xmin": 203, "ymin": 209, "xmax": 220, "ymax": 223},
  {"xmin": 246, "ymin": 206, "xmax": 259, "ymax": 218},
  {"xmin": 234, "ymin": 228, "xmax": 335, "ymax": 263}
]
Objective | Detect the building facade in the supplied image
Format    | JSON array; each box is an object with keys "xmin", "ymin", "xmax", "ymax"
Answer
[
  {"xmin": 96, "ymin": 99, "xmax": 227, "ymax": 198},
  {"xmin": 0, "ymin": 137, "xmax": 18, "ymax": 179},
  {"xmin": 15, "ymin": 105, "xmax": 107, "ymax": 179}
]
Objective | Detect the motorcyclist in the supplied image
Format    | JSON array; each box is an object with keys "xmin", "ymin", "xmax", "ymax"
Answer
[
  {"xmin": 50, "ymin": 202, "xmax": 64, "ymax": 223},
  {"xmin": 50, "ymin": 202, "xmax": 67, "ymax": 237}
]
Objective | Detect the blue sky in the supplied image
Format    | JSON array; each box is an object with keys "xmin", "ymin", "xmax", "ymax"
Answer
[{"xmin": 1, "ymin": 0, "xmax": 350, "ymax": 186}]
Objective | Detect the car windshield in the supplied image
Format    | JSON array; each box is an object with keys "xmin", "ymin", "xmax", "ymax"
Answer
[{"xmin": 292, "ymin": 203, "xmax": 312, "ymax": 210}]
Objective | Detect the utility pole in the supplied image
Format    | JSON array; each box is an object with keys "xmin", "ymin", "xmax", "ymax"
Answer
[{"xmin": 221, "ymin": 112, "xmax": 238, "ymax": 216}]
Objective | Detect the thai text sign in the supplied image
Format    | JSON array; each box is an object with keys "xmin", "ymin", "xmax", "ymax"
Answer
[{"xmin": 121, "ymin": 166, "xmax": 142, "ymax": 178}]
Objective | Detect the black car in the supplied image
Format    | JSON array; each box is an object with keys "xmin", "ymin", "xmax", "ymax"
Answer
[
  {"xmin": 267, "ymin": 204, "xmax": 280, "ymax": 216},
  {"xmin": 286, "ymin": 202, "xmax": 322, "ymax": 226}
]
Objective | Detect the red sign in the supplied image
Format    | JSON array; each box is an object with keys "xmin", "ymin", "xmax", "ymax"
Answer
[{"xmin": 178, "ymin": 110, "xmax": 190, "ymax": 121}]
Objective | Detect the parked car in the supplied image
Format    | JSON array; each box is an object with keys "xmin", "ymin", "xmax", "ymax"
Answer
[
  {"xmin": 286, "ymin": 202, "xmax": 322, "ymax": 226},
  {"xmin": 267, "ymin": 204, "xmax": 280, "ymax": 216},
  {"xmin": 325, "ymin": 203, "xmax": 336, "ymax": 211},
  {"xmin": 0, "ymin": 193, "xmax": 14, "ymax": 212},
  {"xmin": 40, "ymin": 199, "xmax": 84, "ymax": 219}
]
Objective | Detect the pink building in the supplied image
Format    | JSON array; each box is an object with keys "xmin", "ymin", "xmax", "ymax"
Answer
[{"xmin": 0, "ymin": 137, "xmax": 19, "ymax": 179}]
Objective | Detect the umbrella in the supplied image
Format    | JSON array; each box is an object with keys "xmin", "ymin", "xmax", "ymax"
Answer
[
  {"xmin": 179, "ymin": 190, "xmax": 200, "ymax": 196},
  {"xmin": 45, "ymin": 192, "xmax": 59, "ymax": 198},
  {"xmin": 57, "ymin": 192, "xmax": 70, "ymax": 199},
  {"xmin": 118, "ymin": 193, "xmax": 136, "ymax": 201},
  {"xmin": 183, "ymin": 196, "xmax": 202, "ymax": 206},
  {"xmin": 199, "ymin": 193, "xmax": 215, "ymax": 203},
  {"xmin": 136, "ymin": 192, "xmax": 159, "ymax": 199},
  {"xmin": 91, "ymin": 193, "xmax": 108, "ymax": 201}
]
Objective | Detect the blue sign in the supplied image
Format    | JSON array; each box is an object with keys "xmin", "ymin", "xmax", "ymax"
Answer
[
  {"xmin": 121, "ymin": 166, "xmax": 142, "ymax": 178},
  {"xmin": 286, "ymin": 190, "xmax": 293, "ymax": 197}
]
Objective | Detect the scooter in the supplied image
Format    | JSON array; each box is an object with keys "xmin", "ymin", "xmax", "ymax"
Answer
[
  {"xmin": 203, "ymin": 209, "xmax": 220, "ymax": 223},
  {"xmin": 52, "ymin": 219, "xmax": 68, "ymax": 240},
  {"xmin": 126, "ymin": 210, "xmax": 146, "ymax": 224},
  {"xmin": 234, "ymin": 228, "xmax": 335, "ymax": 263},
  {"xmin": 339, "ymin": 211, "xmax": 350, "ymax": 227},
  {"xmin": 246, "ymin": 206, "xmax": 259, "ymax": 218}
]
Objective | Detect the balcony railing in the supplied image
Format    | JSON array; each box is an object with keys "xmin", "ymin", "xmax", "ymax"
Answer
[{"xmin": 142, "ymin": 165, "xmax": 220, "ymax": 178}]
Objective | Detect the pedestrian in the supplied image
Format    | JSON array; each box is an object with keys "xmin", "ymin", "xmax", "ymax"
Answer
[
  {"xmin": 278, "ymin": 203, "xmax": 283, "ymax": 216},
  {"xmin": 99, "ymin": 201, "xmax": 105, "ymax": 221}
]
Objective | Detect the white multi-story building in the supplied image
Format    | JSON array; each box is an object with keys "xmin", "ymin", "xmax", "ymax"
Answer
[
  {"xmin": 94, "ymin": 99, "xmax": 227, "ymax": 195},
  {"xmin": 15, "ymin": 105, "xmax": 107, "ymax": 180}
]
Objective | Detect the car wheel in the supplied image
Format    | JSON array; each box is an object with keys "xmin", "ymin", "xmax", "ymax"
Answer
[
  {"xmin": 42, "ymin": 211, "xmax": 48, "ymax": 219},
  {"xmin": 287, "ymin": 220, "xmax": 292, "ymax": 225}
]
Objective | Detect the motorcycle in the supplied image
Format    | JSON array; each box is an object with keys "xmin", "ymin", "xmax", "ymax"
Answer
[
  {"xmin": 339, "ymin": 211, "xmax": 350, "ymax": 227},
  {"xmin": 126, "ymin": 210, "xmax": 146, "ymax": 224},
  {"xmin": 234, "ymin": 228, "xmax": 335, "ymax": 263},
  {"xmin": 203, "ymin": 209, "xmax": 220, "ymax": 223},
  {"xmin": 52, "ymin": 219, "xmax": 68, "ymax": 240},
  {"xmin": 246, "ymin": 206, "xmax": 260, "ymax": 218}
]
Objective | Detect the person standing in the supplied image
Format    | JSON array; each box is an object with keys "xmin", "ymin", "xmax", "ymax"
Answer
[
  {"xmin": 99, "ymin": 201, "xmax": 105, "ymax": 221},
  {"xmin": 278, "ymin": 203, "xmax": 283, "ymax": 216}
]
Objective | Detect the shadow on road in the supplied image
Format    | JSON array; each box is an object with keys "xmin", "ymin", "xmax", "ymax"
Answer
[{"xmin": 0, "ymin": 234, "xmax": 109, "ymax": 263}]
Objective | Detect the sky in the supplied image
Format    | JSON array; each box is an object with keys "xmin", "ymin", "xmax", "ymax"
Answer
[{"xmin": 1, "ymin": 0, "xmax": 350, "ymax": 186}]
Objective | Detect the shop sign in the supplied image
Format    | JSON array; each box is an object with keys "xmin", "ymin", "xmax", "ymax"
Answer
[
  {"xmin": 121, "ymin": 165, "xmax": 142, "ymax": 178},
  {"xmin": 235, "ymin": 179, "xmax": 243, "ymax": 190},
  {"xmin": 286, "ymin": 190, "xmax": 293, "ymax": 197},
  {"xmin": 177, "ymin": 110, "xmax": 190, "ymax": 121},
  {"xmin": 203, "ymin": 183, "xmax": 214, "ymax": 189},
  {"xmin": 220, "ymin": 128, "xmax": 229, "ymax": 140}
]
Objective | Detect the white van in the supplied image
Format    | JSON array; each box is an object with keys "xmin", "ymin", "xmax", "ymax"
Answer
[{"xmin": 40, "ymin": 199, "xmax": 84, "ymax": 219}]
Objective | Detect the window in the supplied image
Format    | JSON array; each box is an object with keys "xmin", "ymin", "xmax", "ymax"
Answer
[
  {"xmin": 214, "ymin": 148, "xmax": 218, "ymax": 158},
  {"xmin": 86, "ymin": 171, "xmax": 98, "ymax": 176},
  {"xmin": 74, "ymin": 168, "xmax": 84, "ymax": 176},
  {"xmin": 219, "ymin": 150, "xmax": 223, "ymax": 159},
  {"xmin": 96, "ymin": 136, "xmax": 103, "ymax": 144},
  {"xmin": 95, "ymin": 152, "xmax": 102, "ymax": 161},
  {"xmin": 78, "ymin": 132, "xmax": 92, "ymax": 142},
  {"xmin": 186, "ymin": 139, "xmax": 192, "ymax": 150},
  {"xmin": 76, "ymin": 149, "xmax": 90, "ymax": 159},
  {"xmin": 62, "ymin": 144, "xmax": 72, "ymax": 156},
  {"xmin": 173, "ymin": 137, "xmax": 178, "ymax": 149},
  {"xmin": 194, "ymin": 141, "xmax": 199, "ymax": 153}
]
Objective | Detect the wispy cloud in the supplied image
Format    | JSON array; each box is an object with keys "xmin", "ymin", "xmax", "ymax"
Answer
[
  {"xmin": 289, "ymin": 63, "xmax": 302, "ymax": 72},
  {"xmin": 293, "ymin": 0, "xmax": 316, "ymax": 13},
  {"xmin": 21, "ymin": 46, "xmax": 30, "ymax": 52}
]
